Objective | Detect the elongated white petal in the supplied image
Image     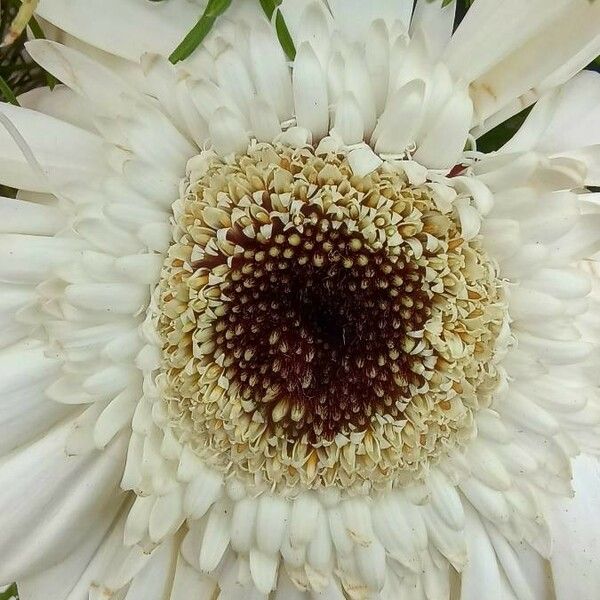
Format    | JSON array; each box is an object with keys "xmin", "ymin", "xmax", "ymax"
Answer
[
  {"xmin": 0, "ymin": 420, "xmax": 126, "ymax": 582},
  {"xmin": 467, "ymin": 2, "xmax": 600, "ymax": 122},
  {"xmin": 209, "ymin": 107, "xmax": 250, "ymax": 157},
  {"xmin": 0, "ymin": 196, "xmax": 64, "ymax": 235},
  {"xmin": 332, "ymin": 93, "xmax": 364, "ymax": 145},
  {"xmin": 445, "ymin": 0, "xmax": 574, "ymax": 83},
  {"xmin": 293, "ymin": 42, "xmax": 329, "ymax": 141},
  {"xmin": 149, "ymin": 488, "xmax": 184, "ymax": 543},
  {"xmin": 460, "ymin": 505, "xmax": 513, "ymax": 600},
  {"xmin": 326, "ymin": 0, "xmax": 413, "ymax": 41},
  {"xmin": 547, "ymin": 455, "xmax": 600, "ymax": 600},
  {"xmin": 248, "ymin": 23, "xmax": 293, "ymax": 121},
  {"xmin": 0, "ymin": 235, "xmax": 84, "ymax": 283},
  {"xmin": 504, "ymin": 71, "xmax": 600, "ymax": 154},
  {"xmin": 199, "ymin": 501, "xmax": 231, "ymax": 572},
  {"xmin": 256, "ymin": 495, "xmax": 289, "ymax": 555},
  {"xmin": 411, "ymin": 0, "xmax": 455, "ymax": 62},
  {"xmin": 16, "ymin": 503, "xmax": 125, "ymax": 600},
  {"xmin": 184, "ymin": 469, "xmax": 223, "ymax": 520},
  {"xmin": 413, "ymin": 87, "xmax": 473, "ymax": 169},
  {"xmin": 65, "ymin": 283, "xmax": 148, "ymax": 314},
  {"xmin": 373, "ymin": 79, "xmax": 425, "ymax": 155},
  {"xmin": 0, "ymin": 102, "xmax": 105, "ymax": 192},
  {"xmin": 121, "ymin": 536, "xmax": 178, "ymax": 600},
  {"xmin": 249, "ymin": 549, "xmax": 279, "ymax": 594},
  {"xmin": 230, "ymin": 497, "xmax": 258, "ymax": 554},
  {"xmin": 19, "ymin": 85, "xmax": 96, "ymax": 133},
  {"xmin": 35, "ymin": 0, "xmax": 211, "ymax": 61}
]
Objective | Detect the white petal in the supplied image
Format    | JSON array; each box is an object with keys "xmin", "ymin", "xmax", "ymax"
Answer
[
  {"xmin": 209, "ymin": 107, "xmax": 250, "ymax": 157},
  {"xmin": 0, "ymin": 235, "xmax": 84, "ymax": 283},
  {"xmin": 0, "ymin": 420, "xmax": 127, "ymax": 582},
  {"xmin": 183, "ymin": 468, "xmax": 223, "ymax": 520},
  {"xmin": 249, "ymin": 549, "xmax": 279, "ymax": 594},
  {"xmin": 289, "ymin": 493, "xmax": 321, "ymax": 548},
  {"xmin": 445, "ymin": 0, "xmax": 576, "ymax": 83},
  {"xmin": 230, "ymin": 497, "xmax": 258, "ymax": 554},
  {"xmin": 123, "ymin": 160, "xmax": 179, "ymax": 209},
  {"xmin": 16, "ymin": 502, "xmax": 124, "ymax": 600},
  {"xmin": 422, "ymin": 504, "xmax": 467, "ymax": 571},
  {"xmin": 354, "ymin": 538, "xmax": 386, "ymax": 593},
  {"xmin": 141, "ymin": 53, "xmax": 188, "ymax": 134},
  {"xmin": 0, "ymin": 102, "xmax": 105, "ymax": 192},
  {"xmin": 503, "ymin": 71, "xmax": 600, "ymax": 154},
  {"xmin": 467, "ymin": 2, "xmax": 600, "ymax": 122},
  {"xmin": 256, "ymin": 494, "xmax": 289, "ymax": 555},
  {"xmin": 427, "ymin": 469, "xmax": 465, "ymax": 531},
  {"xmin": 306, "ymin": 508, "xmax": 333, "ymax": 574},
  {"xmin": 249, "ymin": 99, "xmax": 283, "ymax": 143},
  {"xmin": 326, "ymin": 0, "xmax": 412, "ymax": 42},
  {"xmin": 483, "ymin": 524, "xmax": 538, "ymax": 600},
  {"xmin": 413, "ymin": 87, "xmax": 473, "ymax": 170},
  {"xmin": 459, "ymin": 479, "xmax": 510, "ymax": 525},
  {"xmin": 122, "ymin": 536, "xmax": 178, "ymax": 600},
  {"xmin": 215, "ymin": 49, "xmax": 256, "ymax": 120},
  {"xmin": 410, "ymin": 0, "xmax": 455, "ymax": 62},
  {"xmin": 93, "ymin": 386, "xmax": 138, "ymax": 448},
  {"xmin": 170, "ymin": 554, "xmax": 217, "ymax": 600},
  {"xmin": 199, "ymin": 501, "xmax": 231, "ymax": 572},
  {"xmin": 460, "ymin": 504, "xmax": 513, "ymax": 600},
  {"xmin": 547, "ymin": 454, "xmax": 600, "ymax": 600},
  {"xmin": 332, "ymin": 93, "xmax": 364, "ymax": 145},
  {"xmin": 65, "ymin": 283, "xmax": 148, "ymax": 314},
  {"xmin": 18, "ymin": 84, "xmax": 96, "ymax": 133},
  {"xmin": 342, "ymin": 46, "xmax": 377, "ymax": 137},
  {"xmin": 25, "ymin": 40, "xmax": 139, "ymax": 117},
  {"xmin": 373, "ymin": 79, "xmax": 426, "ymax": 156},
  {"xmin": 293, "ymin": 42, "xmax": 329, "ymax": 141},
  {"xmin": 149, "ymin": 488, "xmax": 185, "ymax": 543},
  {"xmin": 248, "ymin": 23, "xmax": 294, "ymax": 121},
  {"xmin": 35, "ymin": 0, "xmax": 208, "ymax": 61},
  {"xmin": 365, "ymin": 20, "xmax": 390, "ymax": 116},
  {"xmin": 347, "ymin": 144, "xmax": 383, "ymax": 177},
  {"xmin": 0, "ymin": 198, "xmax": 66, "ymax": 235}
]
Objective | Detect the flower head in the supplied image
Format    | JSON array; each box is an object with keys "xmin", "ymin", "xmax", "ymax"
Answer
[{"xmin": 1, "ymin": 1, "xmax": 600, "ymax": 599}]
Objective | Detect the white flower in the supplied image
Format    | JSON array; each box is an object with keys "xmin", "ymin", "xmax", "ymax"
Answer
[{"xmin": 1, "ymin": 1, "xmax": 600, "ymax": 599}]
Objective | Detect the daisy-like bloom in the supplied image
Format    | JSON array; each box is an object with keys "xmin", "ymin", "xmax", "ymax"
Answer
[{"xmin": 1, "ymin": 1, "xmax": 600, "ymax": 598}]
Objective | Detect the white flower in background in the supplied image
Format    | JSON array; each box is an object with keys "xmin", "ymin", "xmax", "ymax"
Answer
[{"xmin": 1, "ymin": 0, "xmax": 600, "ymax": 599}]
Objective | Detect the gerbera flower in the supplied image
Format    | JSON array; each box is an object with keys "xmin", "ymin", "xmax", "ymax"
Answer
[{"xmin": 1, "ymin": 0, "xmax": 600, "ymax": 599}]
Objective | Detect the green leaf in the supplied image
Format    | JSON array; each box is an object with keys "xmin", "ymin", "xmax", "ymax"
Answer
[
  {"xmin": 0, "ymin": 584, "xmax": 18, "ymax": 600},
  {"xmin": 169, "ymin": 0, "xmax": 232, "ymax": 64},
  {"xmin": 476, "ymin": 105, "xmax": 532, "ymax": 154},
  {"xmin": 274, "ymin": 9, "xmax": 296, "ymax": 60},
  {"xmin": 0, "ymin": 74, "xmax": 20, "ymax": 105},
  {"xmin": 258, "ymin": 1, "xmax": 294, "ymax": 60},
  {"xmin": 258, "ymin": 0, "xmax": 278, "ymax": 19}
]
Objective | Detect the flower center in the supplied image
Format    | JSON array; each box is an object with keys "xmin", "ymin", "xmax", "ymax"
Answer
[
  {"xmin": 213, "ymin": 219, "xmax": 431, "ymax": 442},
  {"xmin": 153, "ymin": 143, "xmax": 507, "ymax": 492}
]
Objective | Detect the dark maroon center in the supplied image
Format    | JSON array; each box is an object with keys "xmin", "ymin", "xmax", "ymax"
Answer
[{"xmin": 209, "ymin": 218, "xmax": 431, "ymax": 440}]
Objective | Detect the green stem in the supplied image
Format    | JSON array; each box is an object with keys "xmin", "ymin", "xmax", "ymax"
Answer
[
  {"xmin": 0, "ymin": 584, "xmax": 18, "ymax": 600},
  {"xmin": 169, "ymin": 0, "xmax": 232, "ymax": 64}
]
